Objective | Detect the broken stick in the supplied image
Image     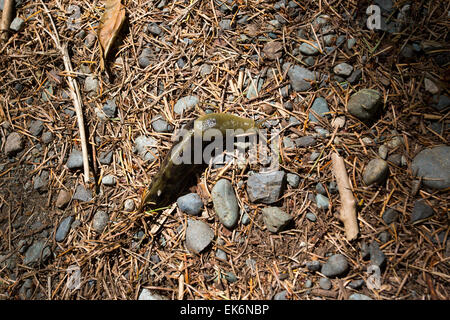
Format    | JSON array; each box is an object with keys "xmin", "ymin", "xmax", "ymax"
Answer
[
  {"xmin": 0, "ymin": 0, "xmax": 14, "ymax": 41},
  {"xmin": 331, "ymin": 152, "xmax": 359, "ymax": 241}
]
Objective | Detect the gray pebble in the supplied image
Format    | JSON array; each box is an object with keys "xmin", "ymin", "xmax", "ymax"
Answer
[
  {"xmin": 316, "ymin": 194, "xmax": 329, "ymax": 209},
  {"xmin": 103, "ymin": 99, "xmax": 117, "ymax": 118},
  {"xmin": 33, "ymin": 170, "xmax": 49, "ymax": 191},
  {"xmin": 299, "ymin": 42, "xmax": 319, "ymax": 55},
  {"xmin": 410, "ymin": 200, "xmax": 434, "ymax": 224},
  {"xmin": 382, "ymin": 208, "xmax": 399, "ymax": 224},
  {"xmin": 84, "ymin": 33, "xmax": 96, "ymax": 48},
  {"xmin": 328, "ymin": 181, "xmax": 338, "ymax": 194},
  {"xmin": 347, "ymin": 38, "xmax": 356, "ymax": 50},
  {"xmin": 347, "ymin": 89, "xmax": 382, "ymax": 121},
  {"xmin": 273, "ymin": 290, "xmax": 288, "ymax": 300},
  {"xmin": 304, "ymin": 56, "xmax": 315, "ymax": 66},
  {"xmin": 347, "ymin": 69, "xmax": 362, "ymax": 84},
  {"xmin": 310, "ymin": 152, "xmax": 321, "ymax": 161},
  {"xmin": 212, "ymin": 179, "xmax": 239, "ymax": 228},
  {"xmin": 29, "ymin": 120, "xmax": 44, "ymax": 136},
  {"xmin": 199, "ymin": 64, "xmax": 212, "ymax": 77},
  {"xmin": 99, "ymin": 150, "xmax": 113, "ymax": 165},
  {"xmin": 124, "ymin": 199, "xmax": 135, "ymax": 212},
  {"xmin": 41, "ymin": 131, "xmax": 53, "ymax": 144},
  {"xmin": 319, "ymin": 278, "xmax": 332, "ymax": 290},
  {"xmin": 19, "ymin": 279, "xmax": 33, "ymax": 300},
  {"xmin": 55, "ymin": 189, "xmax": 71, "ymax": 208},
  {"xmin": 134, "ymin": 135, "xmax": 158, "ymax": 162},
  {"xmin": 138, "ymin": 289, "xmax": 167, "ymax": 300},
  {"xmin": 306, "ymin": 260, "xmax": 321, "ymax": 272},
  {"xmin": 288, "ymin": 115, "xmax": 300, "ymax": 125},
  {"xmin": 174, "ymin": 95, "xmax": 200, "ymax": 114},
  {"xmin": 304, "ymin": 279, "xmax": 313, "ymax": 288},
  {"xmin": 323, "ymin": 34, "xmax": 336, "ymax": 46},
  {"xmin": 262, "ymin": 207, "xmax": 293, "ymax": 233},
  {"xmin": 432, "ymin": 95, "xmax": 450, "ymax": 111},
  {"xmin": 309, "ymin": 97, "xmax": 329, "ymax": 122},
  {"xmin": 84, "ymin": 76, "xmax": 98, "ymax": 93},
  {"xmin": 333, "ymin": 63, "xmax": 353, "ymax": 77},
  {"xmin": 314, "ymin": 127, "xmax": 329, "ymax": 137},
  {"xmin": 369, "ymin": 241, "xmax": 386, "ymax": 268},
  {"xmin": 241, "ymin": 212, "xmax": 250, "ymax": 225},
  {"xmin": 378, "ymin": 145, "xmax": 388, "ymax": 159},
  {"xmin": 247, "ymin": 171, "xmax": 285, "ymax": 204},
  {"xmin": 23, "ymin": 240, "xmax": 51, "ymax": 266},
  {"xmin": 92, "ymin": 210, "xmax": 109, "ymax": 233},
  {"xmin": 102, "ymin": 175, "xmax": 116, "ymax": 186},
  {"xmin": 147, "ymin": 23, "xmax": 162, "ymax": 36},
  {"xmin": 66, "ymin": 149, "xmax": 83, "ymax": 169},
  {"xmin": 349, "ymin": 293, "xmax": 372, "ymax": 300},
  {"xmin": 185, "ymin": 219, "xmax": 214, "ymax": 254},
  {"xmin": 295, "ymin": 136, "xmax": 316, "ymax": 147},
  {"xmin": 315, "ymin": 182, "xmax": 326, "ymax": 195},
  {"xmin": 378, "ymin": 231, "xmax": 391, "ymax": 244},
  {"xmin": 411, "ymin": 146, "xmax": 450, "ymax": 189},
  {"xmin": 73, "ymin": 185, "xmax": 92, "ymax": 202},
  {"xmin": 55, "ymin": 216, "xmax": 74, "ymax": 242},
  {"xmin": 306, "ymin": 212, "xmax": 317, "ymax": 222},
  {"xmin": 321, "ymin": 254, "xmax": 349, "ymax": 277},
  {"xmin": 285, "ymin": 64, "xmax": 317, "ymax": 92},
  {"xmin": 10, "ymin": 17, "xmax": 24, "ymax": 32},
  {"xmin": 286, "ymin": 173, "xmax": 300, "ymax": 188},
  {"xmin": 283, "ymin": 137, "xmax": 295, "ymax": 150},
  {"xmin": 336, "ymin": 35, "xmax": 346, "ymax": 47},
  {"xmin": 152, "ymin": 115, "xmax": 173, "ymax": 133},
  {"xmin": 363, "ymin": 159, "xmax": 389, "ymax": 185},
  {"xmin": 215, "ymin": 249, "xmax": 227, "ymax": 261},
  {"xmin": 177, "ymin": 193, "xmax": 203, "ymax": 216},
  {"xmin": 5, "ymin": 132, "xmax": 24, "ymax": 156},
  {"xmin": 348, "ymin": 279, "xmax": 364, "ymax": 289},
  {"xmin": 219, "ymin": 19, "xmax": 232, "ymax": 30}
]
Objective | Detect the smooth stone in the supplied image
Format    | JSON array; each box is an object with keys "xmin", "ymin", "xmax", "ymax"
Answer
[
  {"xmin": 211, "ymin": 179, "xmax": 239, "ymax": 228},
  {"xmin": 23, "ymin": 240, "xmax": 51, "ymax": 266},
  {"xmin": 285, "ymin": 64, "xmax": 316, "ymax": 92},
  {"xmin": 410, "ymin": 200, "xmax": 434, "ymax": 224},
  {"xmin": 10, "ymin": 17, "xmax": 24, "ymax": 32},
  {"xmin": 147, "ymin": 23, "xmax": 162, "ymax": 35},
  {"xmin": 382, "ymin": 208, "xmax": 399, "ymax": 224},
  {"xmin": 299, "ymin": 42, "xmax": 319, "ymax": 55},
  {"xmin": 185, "ymin": 219, "xmax": 214, "ymax": 254},
  {"xmin": 73, "ymin": 185, "xmax": 92, "ymax": 202},
  {"xmin": 347, "ymin": 89, "xmax": 382, "ymax": 120},
  {"xmin": 323, "ymin": 34, "xmax": 336, "ymax": 46},
  {"xmin": 262, "ymin": 207, "xmax": 293, "ymax": 233},
  {"xmin": 84, "ymin": 76, "xmax": 98, "ymax": 92},
  {"xmin": 306, "ymin": 212, "xmax": 317, "ymax": 222},
  {"xmin": 310, "ymin": 152, "xmax": 321, "ymax": 161},
  {"xmin": 315, "ymin": 182, "xmax": 326, "ymax": 195},
  {"xmin": 223, "ymin": 272, "xmax": 237, "ymax": 283},
  {"xmin": 247, "ymin": 171, "xmax": 285, "ymax": 204},
  {"xmin": 348, "ymin": 279, "xmax": 365, "ymax": 289},
  {"xmin": 283, "ymin": 137, "xmax": 295, "ymax": 150},
  {"xmin": 347, "ymin": 38, "xmax": 356, "ymax": 49},
  {"xmin": 336, "ymin": 35, "xmax": 346, "ymax": 47},
  {"xmin": 369, "ymin": 241, "xmax": 386, "ymax": 268},
  {"xmin": 295, "ymin": 136, "xmax": 316, "ymax": 147},
  {"xmin": 378, "ymin": 231, "xmax": 390, "ymax": 244},
  {"xmin": 424, "ymin": 78, "xmax": 439, "ymax": 94},
  {"xmin": 363, "ymin": 159, "xmax": 389, "ymax": 185},
  {"xmin": 349, "ymin": 293, "xmax": 372, "ymax": 300},
  {"xmin": 333, "ymin": 63, "xmax": 353, "ymax": 77},
  {"xmin": 177, "ymin": 193, "xmax": 203, "ymax": 216},
  {"xmin": 152, "ymin": 115, "xmax": 173, "ymax": 133},
  {"xmin": 288, "ymin": 115, "xmax": 300, "ymax": 125},
  {"xmin": 321, "ymin": 254, "xmax": 349, "ymax": 277},
  {"xmin": 309, "ymin": 97, "xmax": 329, "ymax": 122},
  {"xmin": 84, "ymin": 33, "xmax": 96, "ymax": 48},
  {"xmin": 215, "ymin": 249, "xmax": 227, "ymax": 261},
  {"xmin": 19, "ymin": 279, "xmax": 33, "ymax": 300},
  {"xmin": 92, "ymin": 210, "xmax": 109, "ymax": 232},
  {"xmin": 124, "ymin": 199, "xmax": 135, "ymax": 212},
  {"xmin": 55, "ymin": 216, "xmax": 74, "ymax": 242},
  {"xmin": 41, "ymin": 131, "xmax": 53, "ymax": 144},
  {"xmin": 5, "ymin": 132, "xmax": 24, "ymax": 156},
  {"xmin": 347, "ymin": 69, "xmax": 362, "ymax": 84},
  {"xmin": 241, "ymin": 212, "xmax": 250, "ymax": 225},
  {"xmin": 432, "ymin": 95, "xmax": 450, "ymax": 111},
  {"xmin": 304, "ymin": 56, "xmax": 315, "ymax": 66},
  {"xmin": 33, "ymin": 170, "xmax": 49, "ymax": 191},
  {"xmin": 99, "ymin": 150, "xmax": 113, "ymax": 165},
  {"xmin": 55, "ymin": 189, "xmax": 71, "ymax": 208},
  {"xmin": 29, "ymin": 120, "xmax": 44, "ymax": 136},
  {"xmin": 304, "ymin": 279, "xmax": 313, "ymax": 288},
  {"xmin": 134, "ymin": 135, "xmax": 158, "ymax": 162},
  {"xmin": 286, "ymin": 173, "xmax": 300, "ymax": 188},
  {"xmin": 387, "ymin": 153, "xmax": 402, "ymax": 166},
  {"xmin": 102, "ymin": 99, "xmax": 117, "ymax": 118},
  {"xmin": 174, "ymin": 95, "xmax": 199, "ymax": 114},
  {"xmin": 411, "ymin": 146, "xmax": 450, "ymax": 189},
  {"xmin": 138, "ymin": 289, "xmax": 167, "ymax": 300},
  {"xmin": 378, "ymin": 145, "xmax": 388, "ymax": 159},
  {"xmin": 219, "ymin": 19, "xmax": 232, "ymax": 30},
  {"xmin": 273, "ymin": 290, "xmax": 288, "ymax": 300},
  {"xmin": 102, "ymin": 175, "xmax": 116, "ymax": 186},
  {"xmin": 315, "ymin": 127, "xmax": 329, "ymax": 137},
  {"xmin": 66, "ymin": 149, "xmax": 83, "ymax": 169},
  {"xmin": 306, "ymin": 260, "xmax": 321, "ymax": 272},
  {"xmin": 319, "ymin": 278, "xmax": 332, "ymax": 290},
  {"xmin": 199, "ymin": 64, "xmax": 212, "ymax": 77},
  {"xmin": 316, "ymin": 194, "xmax": 329, "ymax": 209}
]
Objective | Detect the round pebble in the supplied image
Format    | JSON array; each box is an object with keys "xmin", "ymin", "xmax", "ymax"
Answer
[
  {"xmin": 92, "ymin": 210, "xmax": 109, "ymax": 233},
  {"xmin": 319, "ymin": 278, "xmax": 332, "ymax": 290},
  {"xmin": 321, "ymin": 254, "xmax": 349, "ymax": 277},
  {"xmin": 177, "ymin": 193, "xmax": 203, "ymax": 216},
  {"xmin": 185, "ymin": 219, "xmax": 214, "ymax": 254}
]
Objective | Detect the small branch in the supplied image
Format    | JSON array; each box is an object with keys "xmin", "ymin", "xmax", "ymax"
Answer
[
  {"xmin": 40, "ymin": 1, "xmax": 90, "ymax": 183},
  {"xmin": 331, "ymin": 152, "xmax": 359, "ymax": 241},
  {"xmin": 1, "ymin": 0, "xmax": 14, "ymax": 41}
]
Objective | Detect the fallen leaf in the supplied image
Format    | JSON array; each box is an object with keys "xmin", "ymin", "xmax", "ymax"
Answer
[{"xmin": 97, "ymin": 0, "xmax": 126, "ymax": 70}]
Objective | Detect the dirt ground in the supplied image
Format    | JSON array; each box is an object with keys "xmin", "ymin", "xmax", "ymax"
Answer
[{"xmin": 0, "ymin": 0, "xmax": 449, "ymax": 300}]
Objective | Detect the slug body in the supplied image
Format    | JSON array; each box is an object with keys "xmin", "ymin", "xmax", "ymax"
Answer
[{"xmin": 140, "ymin": 113, "xmax": 258, "ymax": 211}]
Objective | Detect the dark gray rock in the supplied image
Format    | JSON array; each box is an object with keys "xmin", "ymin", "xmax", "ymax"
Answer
[
  {"xmin": 185, "ymin": 219, "xmax": 214, "ymax": 254},
  {"xmin": 285, "ymin": 64, "xmax": 317, "ymax": 91},
  {"xmin": 347, "ymin": 89, "xmax": 382, "ymax": 120},
  {"xmin": 5, "ymin": 132, "xmax": 24, "ymax": 156},
  {"xmin": 152, "ymin": 115, "xmax": 173, "ymax": 133},
  {"xmin": 55, "ymin": 216, "xmax": 74, "ymax": 242},
  {"xmin": 295, "ymin": 136, "xmax": 316, "ymax": 147},
  {"xmin": 177, "ymin": 193, "xmax": 203, "ymax": 216},
  {"xmin": 369, "ymin": 241, "xmax": 386, "ymax": 268},
  {"xmin": 19, "ymin": 279, "xmax": 33, "ymax": 300},
  {"xmin": 23, "ymin": 240, "xmax": 51, "ymax": 266},
  {"xmin": 432, "ymin": 95, "xmax": 450, "ymax": 111},
  {"xmin": 378, "ymin": 231, "xmax": 390, "ymax": 244},
  {"xmin": 286, "ymin": 173, "xmax": 300, "ymax": 188},
  {"xmin": 347, "ymin": 69, "xmax": 362, "ymax": 84},
  {"xmin": 321, "ymin": 254, "xmax": 349, "ymax": 277},
  {"xmin": 306, "ymin": 260, "xmax": 321, "ymax": 272},
  {"xmin": 33, "ymin": 170, "xmax": 49, "ymax": 191},
  {"xmin": 134, "ymin": 135, "xmax": 159, "ymax": 162},
  {"xmin": 306, "ymin": 212, "xmax": 317, "ymax": 222},
  {"xmin": 92, "ymin": 210, "xmax": 109, "ymax": 232},
  {"xmin": 309, "ymin": 97, "xmax": 329, "ymax": 122},
  {"xmin": 247, "ymin": 171, "xmax": 285, "ymax": 204},
  {"xmin": 102, "ymin": 99, "xmax": 117, "ymax": 118},
  {"xmin": 73, "ymin": 185, "xmax": 92, "ymax": 202},
  {"xmin": 411, "ymin": 146, "xmax": 450, "ymax": 189},
  {"xmin": 333, "ymin": 63, "xmax": 353, "ymax": 77},
  {"xmin": 410, "ymin": 200, "xmax": 434, "ymax": 224},
  {"xmin": 315, "ymin": 182, "xmax": 326, "ymax": 195},
  {"xmin": 41, "ymin": 131, "xmax": 53, "ymax": 144},
  {"xmin": 382, "ymin": 208, "xmax": 399, "ymax": 224},
  {"xmin": 316, "ymin": 194, "xmax": 329, "ymax": 209},
  {"xmin": 174, "ymin": 95, "xmax": 200, "ymax": 114},
  {"xmin": 349, "ymin": 293, "xmax": 372, "ymax": 300},
  {"xmin": 273, "ymin": 290, "xmax": 288, "ymax": 300},
  {"xmin": 363, "ymin": 159, "xmax": 389, "ymax": 185},
  {"xmin": 29, "ymin": 120, "xmax": 44, "ymax": 136},
  {"xmin": 348, "ymin": 279, "xmax": 364, "ymax": 289},
  {"xmin": 262, "ymin": 207, "xmax": 293, "ymax": 233},
  {"xmin": 212, "ymin": 179, "xmax": 239, "ymax": 228},
  {"xmin": 99, "ymin": 150, "xmax": 113, "ymax": 165},
  {"xmin": 66, "ymin": 149, "xmax": 83, "ymax": 169},
  {"xmin": 319, "ymin": 278, "xmax": 332, "ymax": 290}
]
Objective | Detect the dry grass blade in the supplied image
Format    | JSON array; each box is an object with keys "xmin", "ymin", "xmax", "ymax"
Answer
[{"xmin": 98, "ymin": 0, "xmax": 126, "ymax": 70}]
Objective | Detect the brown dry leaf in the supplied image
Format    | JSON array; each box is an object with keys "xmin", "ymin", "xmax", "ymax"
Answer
[{"xmin": 98, "ymin": 0, "xmax": 126, "ymax": 70}]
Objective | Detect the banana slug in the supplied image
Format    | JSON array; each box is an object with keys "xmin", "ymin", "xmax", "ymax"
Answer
[{"xmin": 139, "ymin": 113, "xmax": 259, "ymax": 212}]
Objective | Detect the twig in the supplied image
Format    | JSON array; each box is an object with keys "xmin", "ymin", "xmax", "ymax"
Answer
[
  {"xmin": 40, "ymin": 1, "xmax": 90, "ymax": 182},
  {"xmin": 331, "ymin": 152, "xmax": 359, "ymax": 241},
  {"xmin": 0, "ymin": 0, "xmax": 14, "ymax": 41}
]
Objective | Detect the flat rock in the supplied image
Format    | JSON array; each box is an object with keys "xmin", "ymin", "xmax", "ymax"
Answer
[
  {"xmin": 23, "ymin": 240, "xmax": 51, "ymax": 266},
  {"xmin": 382, "ymin": 208, "xmax": 399, "ymax": 224},
  {"xmin": 73, "ymin": 185, "xmax": 92, "ymax": 202},
  {"xmin": 306, "ymin": 212, "xmax": 317, "ymax": 222},
  {"xmin": 10, "ymin": 17, "xmax": 24, "ymax": 32},
  {"xmin": 92, "ymin": 210, "xmax": 109, "ymax": 232},
  {"xmin": 369, "ymin": 241, "xmax": 386, "ymax": 268},
  {"xmin": 321, "ymin": 254, "xmax": 349, "ymax": 277},
  {"xmin": 29, "ymin": 120, "xmax": 44, "ymax": 136},
  {"xmin": 185, "ymin": 219, "xmax": 214, "ymax": 254},
  {"xmin": 152, "ymin": 115, "xmax": 173, "ymax": 133},
  {"xmin": 134, "ymin": 135, "xmax": 159, "ymax": 162},
  {"xmin": 347, "ymin": 89, "xmax": 382, "ymax": 120},
  {"xmin": 174, "ymin": 95, "xmax": 200, "ymax": 114},
  {"xmin": 263, "ymin": 41, "xmax": 283, "ymax": 60},
  {"xmin": 177, "ymin": 193, "xmax": 203, "ymax": 216},
  {"xmin": 138, "ymin": 289, "xmax": 168, "ymax": 300},
  {"xmin": 309, "ymin": 97, "xmax": 329, "ymax": 122},
  {"xmin": 211, "ymin": 179, "xmax": 239, "ymax": 228},
  {"xmin": 316, "ymin": 194, "xmax": 329, "ymax": 209},
  {"xmin": 102, "ymin": 175, "xmax": 116, "ymax": 186},
  {"xmin": 286, "ymin": 173, "xmax": 300, "ymax": 188},
  {"xmin": 99, "ymin": 150, "xmax": 113, "ymax": 165},
  {"xmin": 41, "ymin": 131, "xmax": 53, "ymax": 144},
  {"xmin": 319, "ymin": 278, "xmax": 332, "ymax": 290},
  {"xmin": 262, "ymin": 207, "xmax": 293, "ymax": 232},
  {"xmin": 333, "ymin": 63, "xmax": 353, "ymax": 77},
  {"xmin": 295, "ymin": 136, "xmax": 316, "ymax": 147},
  {"xmin": 84, "ymin": 76, "xmax": 98, "ymax": 92},
  {"xmin": 285, "ymin": 64, "xmax": 317, "ymax": 92},
  {"xmin": 410, "ymin": 200, "xmax": 434, "ymax": 224},
  {"xmin": 247, "ymin": 171, "xmax": 285, "ymax": 204},
  {"xmin": 56, "ymin": 189, "xmax": 71, "ymax": 208},
  {"xmin": 299, "ymin": 42, "xmax": 319, "ymax": 55},
  {"xmin": 33, "ymin": 170, "xmax": 49, "ymax": 191},
  {"xmin": 411, "ymin": 146, "xmax": 450, "ymax": 189},
  {"xmin": 102, "ymin": 99, "xmax": 117, "ymax": 118},
  {"xmin": 349, "ymin": 293, "xmax": 372, "ymax": 300},
  {"xmin": 66, "ymin": 149, "xmax": 83, "ymax": 169},
  {"xmin": 5, "ymin": 132, "xmax": 24, "ymax": 156},
  {"xmin": 55, "ymin": 216, "xmax": 74, "ymax": 242},
  {"xmin": 363, "ymin": 159, "xmax": 389, "ymax": 185}
]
